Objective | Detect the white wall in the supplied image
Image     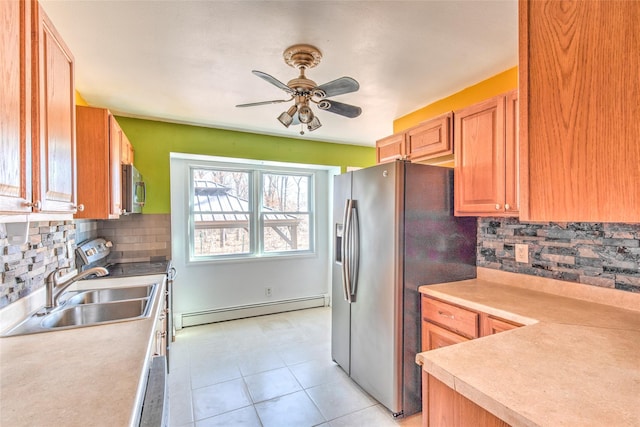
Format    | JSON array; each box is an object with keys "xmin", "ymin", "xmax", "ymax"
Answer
[{"xmin": 170, "ymin": 153, "xmax": 338, "ymax": 320}]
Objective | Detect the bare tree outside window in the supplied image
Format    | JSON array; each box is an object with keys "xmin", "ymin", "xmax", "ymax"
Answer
[{"xmin": 191, "ymin": 168, "xmax": 313, "ymax": 258}]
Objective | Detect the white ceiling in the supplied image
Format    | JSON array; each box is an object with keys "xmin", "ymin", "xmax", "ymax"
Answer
[{"xmin": 40, "ymin": 0, "xmax": 518, "ymax": 147}]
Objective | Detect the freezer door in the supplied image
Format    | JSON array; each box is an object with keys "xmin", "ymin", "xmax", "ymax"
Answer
[
  {"xmin": 331, "ymin": 172, "xmax": 352, "ymax": 373},
  {"xmin": 349, "ymin": 162, "xmax": 404, "ymax": 414}
]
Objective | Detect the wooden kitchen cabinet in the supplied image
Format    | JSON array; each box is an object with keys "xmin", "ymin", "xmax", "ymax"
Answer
[
  {"xmin": 120, "ymin": 132, "xmax": 134, "ymax": 165},
  {"xmin": 376, "ymin": 112, "xmax": 454, "ymax": 164},
  {"xmin": 420, "ymin": 295, "xmax": 522, "ymax": 426},
  {"xmin": 481, "ymin": 315, "xmax": 521, "ymax": 336},
  {"xmin": 376, "ymin": 133, "xmax": 406, "ymax": 164},
  {"xmin": 519, "ymin": 0, "xmax": 640, "ymax": 222},
  {"xmin": 0, "ymin": 1, "xmax": 77, "ymax": 215},
  {"xmin": 454, "ymin": 90, "xmax": 518, "ymax": 217},
  {"xmin": 424, "ymin": 373, "xmax": 510, "ymax": 427},
  {"xmin": 75, "ymin": 106, "xmax": 126, "ymax": 219},
  {"xmin": 33, "ymin": 2, "xmax": 77, "ymax": 213},
  {"xmin": 406, "ymin": 112, "xmax": 453, "ymax": 163},
  {"xmin": 0, "ymin": 0, "xmax": 33, "ymax": 213}
]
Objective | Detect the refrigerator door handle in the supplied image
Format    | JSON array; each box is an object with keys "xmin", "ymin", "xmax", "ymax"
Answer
[
  {"xmin": 349, "ymin": 201, "xmax": 359, "ymax": 301},
  {"xmin": 341, "ymin": 199, "xmax": 353, "ymax": 302}
]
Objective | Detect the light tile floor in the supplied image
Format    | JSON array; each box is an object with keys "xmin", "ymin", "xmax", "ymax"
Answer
[{"xmin": 169, "ymin": 307, "xmax": 422, "ymax": 427}]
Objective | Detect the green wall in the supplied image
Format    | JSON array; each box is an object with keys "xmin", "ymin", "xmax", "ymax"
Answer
[{"xmin": 115, "ymin": 117, "xmax": 376, "ymax": 213}]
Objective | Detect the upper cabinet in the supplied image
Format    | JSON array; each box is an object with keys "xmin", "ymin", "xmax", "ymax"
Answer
[
  {"xmin": 454, "ymin": 90, "xmax": 518, "ymax": 216},
  {"xmin": 76, "ymin": 106, "xmax": 133, "ymax": 219},
  {"xmin": 405, "ymin": 112, "xmax": 453, "ymax": 162},
  {"xmin": 376, "ymin": 133, "xmax": 405, "ymax": 164},
  {"xmin": 519, "ymin": 0, "xmax": 640, "ymax": 222},
  {"xmin": 33, "ymin": 2, "xmax": 77, "ymax": 213},
  {"xmin": 0, "ymin": 1, "xmax": 77, "ymax": 216},
  {"xmin": 376, "ymin": 112, "xmax": 453, "ymax": 164},
  {"xmin": 0, "ymin": 0, "xmax": 33, "ymax": 213}
]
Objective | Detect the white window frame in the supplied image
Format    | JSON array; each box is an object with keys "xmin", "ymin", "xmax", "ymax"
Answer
[{"xmin": 188, "ymin": 161, "xmax": 316, "ymax": 262}]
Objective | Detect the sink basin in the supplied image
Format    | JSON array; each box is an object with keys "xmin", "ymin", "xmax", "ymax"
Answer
[
  {"xmin": 59, "ymin": 285, "xmax": 155, "ymax": 305},
  {"xmin": 1, "ymin": 283, "xmax": 158, "ymax": 336},
  {"xmin": 41, "ymin": 299, "xmax": 151, "ymax": 328}
]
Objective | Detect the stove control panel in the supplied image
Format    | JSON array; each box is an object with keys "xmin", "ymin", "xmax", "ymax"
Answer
[{"xmin": 76, "ymin": 238, "xmax": 112, "ymax": 267}]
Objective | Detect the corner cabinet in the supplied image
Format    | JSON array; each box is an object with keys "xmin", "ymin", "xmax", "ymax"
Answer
[
  {"xmin": 519, "ymin": 0, "xmax": 640, "ymax": 222},
  {"xmin": 76, "ymin": 106, "xmax": 131, "ymax": 219},
  {"xmin": 454, "ymin": 90, "xmax": 518, "ymax": 217},
  {"xmin": 0, "ymin": 1, "xmax": 77, "ymax": 215},
  {"xmin": 420, "ymin": 295, "xmax": 521, "ymax": 427},
  {"xmin": 376, "ymin": 112, "xmax": 453, "ymax": 164}
]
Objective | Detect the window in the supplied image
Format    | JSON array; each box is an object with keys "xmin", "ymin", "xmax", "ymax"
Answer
[{"xmin": 190, "ymin": 166, "xmax": 313, "ymax": 260}]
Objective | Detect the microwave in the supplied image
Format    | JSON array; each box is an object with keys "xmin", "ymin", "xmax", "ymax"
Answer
[{"xmin": 122, "ymin": 164, "xmax": 146, "ymax": 214}]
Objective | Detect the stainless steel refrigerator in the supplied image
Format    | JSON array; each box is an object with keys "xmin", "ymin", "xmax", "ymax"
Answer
[{"xmin": 331, "ymin": 160, "xmax": 477, "ymax": 417}]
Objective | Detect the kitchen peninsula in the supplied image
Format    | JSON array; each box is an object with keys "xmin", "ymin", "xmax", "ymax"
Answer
[{"xmin": 416, "ymin": 268, "xmax": 640, "ymax": 427}]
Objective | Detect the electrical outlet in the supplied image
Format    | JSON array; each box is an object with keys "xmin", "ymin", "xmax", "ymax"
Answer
[
  {"xmin": 265, "ymin": 287, "xmax": 272, "ymax": 297},
  {"xmin": 515, "ymin": 244, "xmax": 529, "ymax": 263}
]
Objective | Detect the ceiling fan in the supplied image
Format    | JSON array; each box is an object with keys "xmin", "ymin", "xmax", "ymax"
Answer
[{"xmin": 236, "ymin": 44, "xmax": 362, "ymax": 135}]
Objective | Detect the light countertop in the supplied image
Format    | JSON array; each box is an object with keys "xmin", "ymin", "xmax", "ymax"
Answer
[
  {"xmin": 416, "ymin": 268, "xmax": 640, "ymax": 427},
  {"xmin": 0, "ymin": 274, "xmax": 167, "ymax": 427}
]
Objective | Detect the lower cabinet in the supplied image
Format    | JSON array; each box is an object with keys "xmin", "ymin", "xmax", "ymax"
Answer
[
  {"xmin": 423, "ymin": 373, "xmax": 510, "ymax": 427},
  {"xmin": 420, "ymin": 295, "xmax": 522, "ymax": 426}
]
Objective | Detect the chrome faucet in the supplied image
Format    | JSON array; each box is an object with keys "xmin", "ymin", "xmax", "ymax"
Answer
[{"xmin": 44, "ymin": 267, "xmax": 109, "ymax": 310}]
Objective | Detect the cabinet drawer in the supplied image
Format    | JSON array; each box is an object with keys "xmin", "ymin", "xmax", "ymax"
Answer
[{"xmin": 422, "ymin": 296, "xmax": 479, "ymax": 338}]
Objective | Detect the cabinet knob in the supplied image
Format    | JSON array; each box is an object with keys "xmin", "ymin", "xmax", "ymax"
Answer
[
  {"xmin": 505, "ymin": 203, "xmax": 510, "ymax": 210},
  {"xmin": 495, "ymin": 204, "xmax": 501, "ymax": 210},
  {"xmin": 24, "ymin": 200, "xmax": 41, "ymax": 211},
  {"xmin": 74, "ymin": 204, "xmax": 85, "ymax": 212}
]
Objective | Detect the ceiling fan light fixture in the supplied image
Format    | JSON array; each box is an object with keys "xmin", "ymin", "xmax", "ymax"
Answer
[
  {"xmin": 307, "ymin": 116, "xmax": 322, "ymax": 132},
  {"xmin": 277, "ymin": 105, "xmax": 298, "ymax": 127},
  {"xmin": 298, "ymin": 104, "xmax": 314, "ymax": 124}
]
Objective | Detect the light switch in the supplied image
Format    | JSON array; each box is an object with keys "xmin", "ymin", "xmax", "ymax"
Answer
[{"xmin": 515, "ymin": 244, "xmax": 529, "ymax": 263}]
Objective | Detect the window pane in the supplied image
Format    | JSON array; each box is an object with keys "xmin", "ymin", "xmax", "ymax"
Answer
[
  {"xmin": 262, "ymin": 174, "xmax": 309, "ymax": 212},
  {"xmin": 263, "ymin": 213, "xmax": 310, "ymax": 252},
  {"xmin": 194, "ymin": 227, "xmax": 250, "ymax": 256},
  {"xmin": 192, "ymin": 168, "xmax": 251, "ymax": 256}
]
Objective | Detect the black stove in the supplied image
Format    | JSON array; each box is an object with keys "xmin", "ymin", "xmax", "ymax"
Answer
[{"xmin": 76, "ymin": 238, "xmax": 172, "ymax": 278}]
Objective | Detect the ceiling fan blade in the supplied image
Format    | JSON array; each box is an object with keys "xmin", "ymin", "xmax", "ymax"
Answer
[
  {"xmin": 318, "ymin": 99, "xmax": 362, "ymax": 118},
  {"xmin": 252, "ymin": 70, "xmax": 294, "ymax": 94},
  {"xmin": 236, "ymin": 98, "xmax": 291, "ymax": 108},
  {"xmin": 314, "ymin": 77, "xmax": 359, "ymax": 98}
]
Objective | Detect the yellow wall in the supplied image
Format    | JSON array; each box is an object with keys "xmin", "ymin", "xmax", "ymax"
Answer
[
  {"xmin": 393, "ymin": 67, "xmax": 518, "ymax": 133},
  {"xmin": 75, "ymin": 91, "xmax": 88, "ymax": 106}
]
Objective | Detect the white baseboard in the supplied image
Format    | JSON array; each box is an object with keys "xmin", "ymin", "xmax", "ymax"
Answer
[{"xmin": 179, "ymin": 294, "xmax": 329, "ymax": 328}]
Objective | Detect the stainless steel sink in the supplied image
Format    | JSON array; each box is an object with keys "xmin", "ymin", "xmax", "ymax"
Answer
[
  {"xmin": 1, "ymin": 283, "xmax": 158, "ymax": 337},
  {"xmin": 42, "ymin": 299, "xmax": 151, "ymax": 329},
  {"xmin": 59, "ymin": 285, "xmax": 155, "ymax": 305}
]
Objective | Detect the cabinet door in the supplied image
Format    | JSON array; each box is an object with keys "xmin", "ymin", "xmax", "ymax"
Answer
[
  {"xmin": 120, "ymin": 132, "xmax": 134, "ymax": 165},
  {"xmin": 406, "ymin": 112, "xmax": 453, "ymax": 162},
  {"xmin": 32, "ymin": 4, "xmax": 76, "ymax": 213},
  {"xmin": 481, "ymin": 315, "xmax": 521, "ymax": 337},
  {"xmin": 519, "ymin": 0, "xmax": 640, "ymax": 222},
  {"xmin": 109, "ymin": 116, "xmax": 123, "ymax": 216},
  {"xmin": 422, "ymin": 321, "xmax": 469, "ymax": 352},
  {"xmin": 376, "ymin": 133, "xmax": 405, "ymax": 164},
  {"xmin": 0, "ymin": 0, "xmax": 32, "ymax": 213},
  {"xmin": 454, "ymin": 96, "xmax": 506, "ymax": 215},
  {"xmin": 504, "ymin": 90, "xmax": 519, "ymax": 215}
]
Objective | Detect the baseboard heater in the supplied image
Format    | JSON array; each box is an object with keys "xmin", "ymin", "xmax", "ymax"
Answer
[{"xmin": 180, "ymin": 294, "xmax": 329, "ymax": 327}]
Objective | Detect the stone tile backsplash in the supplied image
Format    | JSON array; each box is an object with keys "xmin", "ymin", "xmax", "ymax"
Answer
[
  {"xmin": 477, "ymin": 218, "xmax": 640, "ymax": 293},
  {"xmin": 0, "ymin": 214, "xmax": 171, "ymax": 310},
  {"xmin": 2, "ymin": 214, "xmax": 637, "ymax": 309},
  {"xmin": 98, "ymin": 214, "xmax": 171, "ymax": 263},
  {"xmin": 1, "ymin": 221, "xmax": 77, "ymax": 308}
]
